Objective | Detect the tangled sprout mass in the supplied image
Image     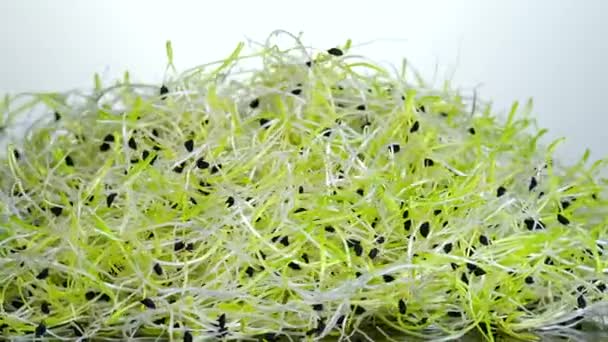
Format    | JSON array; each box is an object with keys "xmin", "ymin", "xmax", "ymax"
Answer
[{"xmin": 1, "ymin": 31, "xmax": 608, "ymax": 341}]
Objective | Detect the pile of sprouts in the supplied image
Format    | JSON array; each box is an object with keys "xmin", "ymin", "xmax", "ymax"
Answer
[{"xmin": 1, "ymin": 31, "xmax": 608, "ymax": 341}]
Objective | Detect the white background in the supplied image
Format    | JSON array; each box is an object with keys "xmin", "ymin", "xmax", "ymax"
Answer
[{"xmin": 1, "ymin": 0, "xmax": 606, "ymax": 167}]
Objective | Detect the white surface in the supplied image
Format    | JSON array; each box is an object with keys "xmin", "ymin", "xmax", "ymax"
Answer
[{"xmin": 1, "ymin": 0, "xmax": 606, "ymax": 166}]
